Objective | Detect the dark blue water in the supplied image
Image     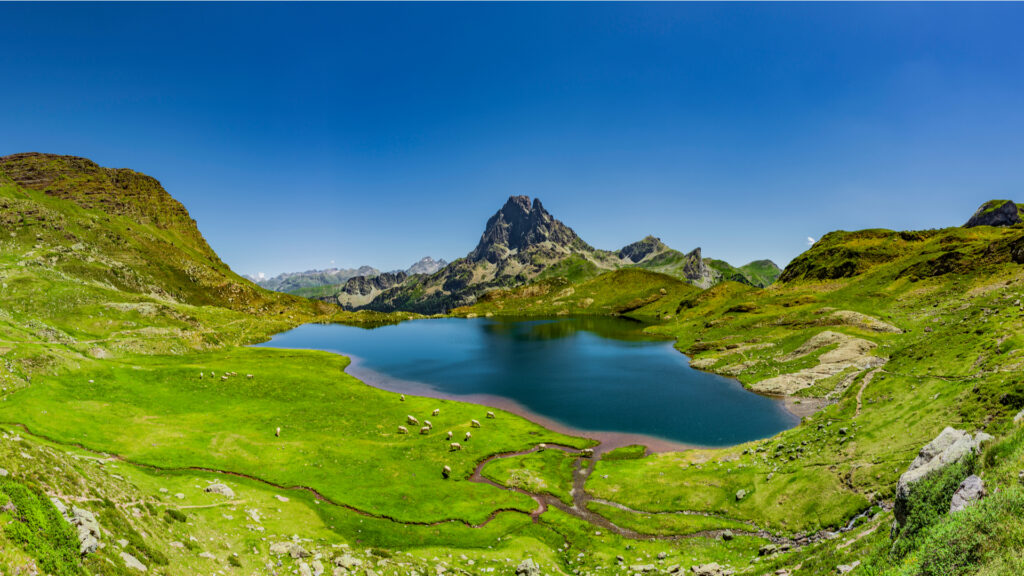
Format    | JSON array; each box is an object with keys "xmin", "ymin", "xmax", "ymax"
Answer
[{"xmin": 257, "ymin": 317, "xmax": 797, "ymax": 447}]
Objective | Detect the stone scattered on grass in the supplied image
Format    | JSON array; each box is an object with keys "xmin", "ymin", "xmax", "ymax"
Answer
[
  {"xmin": 204, "ymin": 483, "xmax": 235, "ymax": 498},
  {"xmin": 950, "ymin": 474, "xmax": 986, "ymax": 513},
  {"xmin": 120, "ymin": 551, "xmax": 148, "ymax": 572}
]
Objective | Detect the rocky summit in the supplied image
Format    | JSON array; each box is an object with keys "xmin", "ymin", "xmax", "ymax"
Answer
[
  {"xmin": 469, "ymin": 196, "xmax": 590, "ymax": 263},
  {"xmin": 964, "ymin": 199, "xmax": 1022, "ymax": 228}
]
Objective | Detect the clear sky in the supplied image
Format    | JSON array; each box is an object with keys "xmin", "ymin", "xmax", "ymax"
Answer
[{"xmin": 2, "ymin": 3, "xmax": 1023, "ymax": 276}]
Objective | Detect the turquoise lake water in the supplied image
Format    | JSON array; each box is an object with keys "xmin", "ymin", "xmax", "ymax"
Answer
[{"xmin": 257, "ymin": 316, "xmax": 797, "ymax": 447}]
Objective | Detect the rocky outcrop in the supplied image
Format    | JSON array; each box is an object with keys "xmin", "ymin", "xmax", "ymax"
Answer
[
  {"xmin": 691, "ymin": 564, "xmax": 734, "ymax": 576},
  {"xmin": 53, "ymin": 503, "xmax": 102, "ymax": 556},
  {"xmin": 515, "ymin": 559, "xmax": 541, "ymax": 576},
  {"xmin": 964, "ymin": 200, "xmax": 1021, "ymax": 228},
  {"xmin": 748, "ymin": 331, "xmax": 883, "ymax": 395},
  {"xmin": 950, "ymin": 474, "xmax": 986, "ymax": 513},
  {"xmin": 895, "ymin": 427, "xmax": 985, "ymax": 527},
  {"xmin": 270, "ymin": 541, "xmax": 310, "ymax": 559},
  {"xmin": 340, "ymin": 272, "xmax": 408, "ymax": 297}
]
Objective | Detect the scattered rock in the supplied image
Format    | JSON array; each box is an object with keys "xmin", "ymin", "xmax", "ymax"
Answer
[
  {"xmin": 629, "ymin": 565, "xmax": 657, "ymax": 573},
  {"xmin": 735, "ymin": 489, "xmax": 746, "ymax": 501},
  {"xmin": 690, "ymin": 563, "xmax": 734, "ymax": 576},
  {"xmin": 199, "ymin": 552, "xmax": 216, "ymax": 560},
  {"xmin": 311, "ymin": 559, "xmax": 325, "ymax": 576},
  {"xmin": 120, "ymin": 552, "xmax": 148, "ymax": 572},
  {"xmin": 516, "ymin": 559, "xmax": 541, "ymax": 576},
  {"xmin": 0, "ymin": 468, "xmax": 7, "ymax": 477},
  {"xmin": 275, "ymin": 494, "xmax": 289, "ymax": 502},
  {"xmin": 758, "ymin": 544, "xmax": 778, "ymax": 557},
  {"xmin": 204, "ymin": 483, "xmax": 235, "ymax": 498},
  {"xmin": 270, "ymin": 542, "xmax": 309, "ymax": 559},
  {"xmin": 950, "ymin": 474, "xmax": 986, "ymax": 513},
  {"xmin": 721, "ymin": 530, "xmax": 734, "ymax": 541},
  {"xmin": 837, "ymin": 560, "xmax": 861, "ymax": 573},
  {"xmin": 333, "ymin": 554, "xmax": 362, "ymax": 569},
  {"xmin": 68, "ymin": 506, "xmax": 102, "ymax": 555}
]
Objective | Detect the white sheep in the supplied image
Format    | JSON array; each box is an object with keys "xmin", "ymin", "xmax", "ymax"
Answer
[
  {"xmin": 471, "ymin": 419, "xmax": 481, "ymax": 428},
  {"xmin": 424, "ymin": 420, "xmax": 432, "ymax": 429},
  {"xmin": 246, "ymin": 374, "xmax": 253, "ymax": 379},
  {"xmin": 446, "ymin": 431, "xmax": 453, "ymax": 440},
  {"xmin": 432, "ymin": 408, "xmax": 440, "ymax": 416},
  {"xmin": 275, "ymin": 427, "xmax": 280, "ymax": 437},
  {"xmin": 420, "ymin": 426, "xmax": 430, "ymax": 435},
  {"xmin": 486, "ymin": 411, "xmax": 495, "ymax": 419},
  {"xmin": 397, "ymin": 426, "xmax": 409, "ymax": 434},
  {"xmin": 464, "ymin": 431, "xmax": 472, "ymax": 441},
  {"xmin": 407, "ymin": 415, "xmax": 419, "ymax": 426},
  {"xmin": 442, "ymin": 465, "xmax": 451, "ymax": 479},
  {"xmin": 449, "ymin": 442, "xmax": 462, "ymax": 451},
  {"xmin": 400, "ymin": 394, "xmax": 405, "ymax": 402}
]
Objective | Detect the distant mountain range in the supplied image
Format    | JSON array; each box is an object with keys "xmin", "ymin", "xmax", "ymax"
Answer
[
  {"xmin": 248, "ymin": 256, "xmax": 447, "ymax": 297},
  {"xmin": 312, "ymin": 195, "xmax": 781, "ymax": 314}
]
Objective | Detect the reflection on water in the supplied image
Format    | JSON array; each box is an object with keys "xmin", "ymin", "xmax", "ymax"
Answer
[{"xmin": 257, "ymin": 316, "xmax": 798, "ymax": 447}]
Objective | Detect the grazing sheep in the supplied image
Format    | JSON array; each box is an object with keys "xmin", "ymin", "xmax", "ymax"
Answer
[
  {"xmin": 397, "ymin": 426, "xmax": 409, "ymax": 434},
  {"xmin": 449, "ymin": 442, "xmax": 462, "ymax": 451},
  {"xmin": 446, "ymin": 431, "xmax": 453, "ymax": 440},
  {"xmin": 275, "ymin": 427, "xmax": 281, "ymax": 437},
  {"xmin": 246, "ymin": 374, "xmax": 253, "ymax": 379},
  {"xmin": 407, "ymin": 415, "xmax": 419, "ymax": 426},
  {"xmin": 442, "ymin": 465, "xmax": 451, "ymax": 479},
  {"xmin": 581, "ymin": 448, "xmax": 595, "ymax": 458},
  {"xmin": 486, "ymin": 411, "xmax": 495, "ymax": 419},
  {"xmin": 424, "ymin": 420, "xmax": 432, "ymax": 429},
  {"xmin": 432, "ymin": 409, "xmax": 440, "ymax": 416},
  {"xmin": 211, "ymin": 371, "xmax": 216, "ymax": 376},
  {"xmin": 420, "ymin": 426, "xmax": 430, "ymax": 435},
  {"xmin": 221, "ymin": 376, "xmax": 228, "ymax": 381},
  {"xmin": 199, "ymin": 372, "xmax": 204, "ymax": 379},
  {"xmin": 464, "ymin": 431, "xmax": 472, "ymax": 441},
  {"xmin": 400, "ymin": 394, "xmax": 405, "ymax": 402},
  {"xmin": 471, "ymin": 419, "xmax": 481, "ymax": 428}
]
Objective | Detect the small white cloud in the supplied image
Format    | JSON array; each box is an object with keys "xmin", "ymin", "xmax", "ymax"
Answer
[
  {"xmin": 257, "ymin": 272, "xmax": 266, "ymax": 280},
  {"xmin": 330, "ymin": 260, "xmax": 335, "ymax": 265},
  {"xmin": 806, "ymin": 237, "xmax": 816, "ymax": 246}
]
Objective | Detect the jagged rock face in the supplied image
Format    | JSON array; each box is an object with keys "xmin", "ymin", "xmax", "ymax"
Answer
[
  {"xmin": 470, "ymin": 196, "xmax": 589, "ymax": 263},
  {"xmin": 618, "ymin": 236, "xmax": 667, "ymax": 263},
  {"xmin": 964, "ymin": 200, "xmax": 1021, "ymax": 228},
  {"xmin": 341, "ymin": 272, "xmax": 408, "ymax": 297},
  {"xmin": 680, "ymin": 248, "xmax": 718, "ymax": 289}
]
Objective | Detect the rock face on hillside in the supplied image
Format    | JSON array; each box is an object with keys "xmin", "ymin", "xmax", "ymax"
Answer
[
  {"xmin": 894, "ymin": 427, "xmax": 984, "ymax": 527},
  {"xmin": 964, "ymin": 200, "xmax": 1021, "ymax": 228}
]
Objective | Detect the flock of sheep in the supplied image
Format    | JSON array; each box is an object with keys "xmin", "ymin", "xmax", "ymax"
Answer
[
  {"xmin": 395, "ymin": 394, "xmax": 497, "ymax": 479},
  {"xmin": 201, "ymin": 372, "xmax": 498, "ymax": 480}
]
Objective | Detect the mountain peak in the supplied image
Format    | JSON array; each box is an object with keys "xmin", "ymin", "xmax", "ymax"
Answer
[
  {"xmin": 470, "ymin": 196, "xmax": 587, "ymax": 263},
  {"xmin": 618, "ymin": 236, "xmax": 669, "ymax": 263}
]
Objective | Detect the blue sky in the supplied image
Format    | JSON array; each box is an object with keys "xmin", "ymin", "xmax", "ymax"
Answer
[{"xmin": 2, "ymin": 3, "xmax": 1023, "ymax": 276}]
